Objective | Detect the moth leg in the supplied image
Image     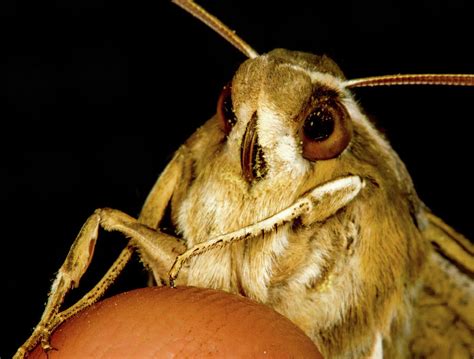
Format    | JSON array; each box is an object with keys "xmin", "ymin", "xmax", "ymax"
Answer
[
  {"xmin": 14, "ymin": 208, "xmax": 185, "ymax": 359},
  {"xmin": 169, "ymin": 175, "xmax": 363, "ymax": 285},
  {"xmin": 139, "ymin": 150, "xmax": 187, "ymax": 286}
]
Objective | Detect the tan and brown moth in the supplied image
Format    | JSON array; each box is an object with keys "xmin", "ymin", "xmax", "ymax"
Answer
[{"xmin": 9, "ymin": 1, "xmax": 474, "ymax": 358}]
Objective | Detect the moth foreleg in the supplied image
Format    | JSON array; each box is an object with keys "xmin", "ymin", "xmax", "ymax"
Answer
[
  {"xmin": 14, "ymin": 207, "xmax": 185, "ymax": 359},
  {"xmin": 168, "ymin": 175, "xmax": 363, "ymax": 286}
]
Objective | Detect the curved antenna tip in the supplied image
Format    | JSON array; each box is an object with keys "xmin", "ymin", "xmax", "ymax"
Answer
[{"xmin": 172, "ymin": 0, "xmax": 259, "ymax": 59}]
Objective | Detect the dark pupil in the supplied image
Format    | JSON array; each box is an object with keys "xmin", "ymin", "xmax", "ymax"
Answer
[
  {"xmin": 303, "ymin": 107, "xmax": 334, "ymax": 141},
  {"xmin": 223, "ymin": 94, "xmax": 237, "ymax": 127}
]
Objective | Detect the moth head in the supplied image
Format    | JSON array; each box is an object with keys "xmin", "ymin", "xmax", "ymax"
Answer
[
  {"xmin": 177, "ymin": 0, "xmax": 473, "ymax": 195},
  {"xmin": 216, "ymin": 49, "xmax": 358, "ymax": 187}
]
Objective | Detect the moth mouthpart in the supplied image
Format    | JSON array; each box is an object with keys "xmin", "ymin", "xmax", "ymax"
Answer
[
  {"xmin": 241, "ymin": 112, "xmax": 268, "ymax": 183},
  {"xmin": 252, "ymin": 141, "xmax": 267, "ymax": 181}
]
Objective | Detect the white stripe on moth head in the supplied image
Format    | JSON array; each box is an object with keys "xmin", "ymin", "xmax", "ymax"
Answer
[
  {"xmin": 256, "ymin": 103, "xmax": 309, "ymax": 178},
  {"xmin": 307, "ymin": 69, "xmax": 347, "ymax": 90},
  {"xmin": 283, "ymin": 63, "xmax": 347, "ymax": 90}
]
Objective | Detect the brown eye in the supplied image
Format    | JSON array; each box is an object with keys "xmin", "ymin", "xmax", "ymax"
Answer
[
  {"xmin": 299, "ymin": 99, "xmax": 352, "ymax": 161},
  {"xmin": 217, "ymin": 83, "xmax": 237, "ymax": 135}
]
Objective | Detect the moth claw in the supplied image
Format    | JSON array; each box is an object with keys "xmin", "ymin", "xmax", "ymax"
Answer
[
  {"xmin": 169, "ymin": 278, "xmax": 176, "ymax": 288},
  {"xmin": 41, "ymin": 338, "xmax": 57, "ymax": 354}
]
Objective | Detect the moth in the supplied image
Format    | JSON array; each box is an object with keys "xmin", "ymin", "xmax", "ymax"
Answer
[{"xmin": 14, "ymin": 1, "xmax": 474, "ymax": 358}]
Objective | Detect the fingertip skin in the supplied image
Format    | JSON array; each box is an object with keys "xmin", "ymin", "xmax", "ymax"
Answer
[{"xmin": 28, "ymin": 286, "xmax": 323, "ymax": 358}]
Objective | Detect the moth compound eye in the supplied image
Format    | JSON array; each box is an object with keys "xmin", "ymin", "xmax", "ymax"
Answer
[
  {"xmin": 303, "ymin": 106, "xmax": 334, "ymax": 141},
  {"xmin": 217, "ymin": 83, "xmax": 237, "ymax": 135},
  {"xmin": 299, "ymin": 99, "xmax": 352, "ymax": 161}
]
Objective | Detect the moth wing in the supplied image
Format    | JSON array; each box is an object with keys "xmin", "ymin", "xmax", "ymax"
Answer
[
  {"xmin": 410, "ymin": 212, "xmax": 474, "ymax": 357},
  {"xmin": 423, "ymin": 212, "xmax": 474, "ymax": 276}
]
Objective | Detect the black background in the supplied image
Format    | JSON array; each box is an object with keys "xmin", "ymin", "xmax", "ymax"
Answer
[{"xmin": 2, "ymin": 0, "xmax": 473, "ymax": 356}]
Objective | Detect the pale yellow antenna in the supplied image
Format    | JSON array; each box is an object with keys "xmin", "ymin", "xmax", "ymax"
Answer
[
  {"xmin": 345, "ymin": 73, "xmax": 474, "ymax": 88},
  {"xmin": 172, "ymin": 0, "xmax": 259, "ymax": 59},
  {"xmin": 172, "ymin": 1, "xmax": 474, "ymax": 89}
]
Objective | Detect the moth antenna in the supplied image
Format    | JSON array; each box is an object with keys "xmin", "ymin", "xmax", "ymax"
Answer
[
  {"xmin": 172, "ymin": 0, "xmax": 259, "ymax": 59},
  {"xmin": 345, "ymin": 74, "xmax": 474, "ymax": 88}
]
